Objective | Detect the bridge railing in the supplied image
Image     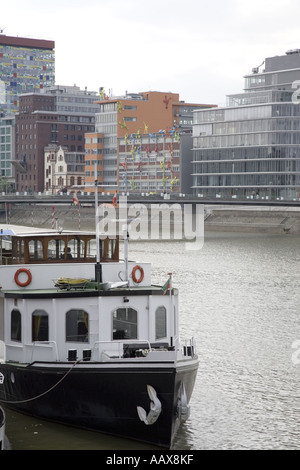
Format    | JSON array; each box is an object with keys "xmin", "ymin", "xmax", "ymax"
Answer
[{"xmin": 0, "ymin": 191, "xmax": 299, "ymax": 205}]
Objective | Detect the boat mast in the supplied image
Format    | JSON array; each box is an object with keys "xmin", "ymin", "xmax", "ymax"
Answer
[
  {"xmin": 94, "ymin": 162, "xmax": 102, "ymax": 283},
  {"xmin": 122, "ymin": 223, "xmax": 129, "ymax": 284}
]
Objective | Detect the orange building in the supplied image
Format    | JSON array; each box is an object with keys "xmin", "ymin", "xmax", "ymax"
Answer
[
  {"xmin": 84, "ymin": 132, "xmax": 104, "ymax": 191},
  {"xmin": 84, "ymin": 91, "xmax": 215, "ymax": 193},
  {"xmin": 115, "ymin": 92, "xmax": 180, "ymax": 138}
]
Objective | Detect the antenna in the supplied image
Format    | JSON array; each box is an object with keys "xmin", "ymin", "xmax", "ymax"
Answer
[
  {"xmin": 252, "ymin": 60, "xmax": 265, "ymax": 73},
  {"xmin": 0, "ymin": 27, "xmax": 6, "ymax": 34}
]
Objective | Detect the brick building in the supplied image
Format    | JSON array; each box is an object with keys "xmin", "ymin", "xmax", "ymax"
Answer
[{"xmin": 15, "ymin": 85, "xmax": 98, "ymax": 192}]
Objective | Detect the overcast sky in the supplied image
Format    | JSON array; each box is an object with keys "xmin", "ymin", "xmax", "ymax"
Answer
[{"xmin": 2, "ymin": 0, "xmax": 300, "ymax": 106}]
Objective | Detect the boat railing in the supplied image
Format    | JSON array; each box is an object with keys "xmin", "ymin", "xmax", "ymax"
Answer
[
  {"xmin": 92, "ymin": 340, "xmax": 152, "ymax": 361},
  {"xmin": 30, "ymin": 341, "xmax": 59, "ymax": 363},
  {"xmin": 181, "ymin": 337, "xmax": 197, "ymax": 358}
]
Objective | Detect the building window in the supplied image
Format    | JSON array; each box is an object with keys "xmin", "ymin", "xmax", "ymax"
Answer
[
  {"xmin": 11, "ymin": 309, "xmax": 21, "ymax": 342},
  {"xmin": 112, "ymin": 307, "xmax": 137, "ymax": 340},
  {"xmin": 66, "ymin": 309, "xmax": 89, "ymax": 342},
  {"xmin": 32, "ymin": 310, "xmax": 49, "ymax": 342},
  {"xmin": 155, "ymin": 306, "xmax": 167, "ymax": 339}
]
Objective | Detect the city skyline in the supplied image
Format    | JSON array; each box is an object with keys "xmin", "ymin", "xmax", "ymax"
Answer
[{"xmin": 2, "ymin": 0, "xmax": 300, "ymax": 106}]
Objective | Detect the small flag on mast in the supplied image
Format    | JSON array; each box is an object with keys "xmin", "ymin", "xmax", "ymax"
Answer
[
  {"xmin": 73, "ymin": 192, "xmax": 79, "ymax": 206},
  {"xmin": 112, "ymin": 191, "xmax": 118, "ymax": 207},
  {"xmin": 161, "ymin": 273, "xmax": 172, "ymax": 295}
]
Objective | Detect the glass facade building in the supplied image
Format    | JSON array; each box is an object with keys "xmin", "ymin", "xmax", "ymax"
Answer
[{"xmin": 192, "ymin": 50, "xmax": 300, "ymax": 200}]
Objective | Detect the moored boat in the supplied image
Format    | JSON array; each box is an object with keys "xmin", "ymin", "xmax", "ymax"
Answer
[{"xmin": 0, "ymin": 223, "xmax": 198, "ymax": 448}]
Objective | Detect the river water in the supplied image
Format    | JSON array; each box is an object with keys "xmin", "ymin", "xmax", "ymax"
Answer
[{"xmin": 3, "ymin": 231, "xmax": 300, "ymax": 450}]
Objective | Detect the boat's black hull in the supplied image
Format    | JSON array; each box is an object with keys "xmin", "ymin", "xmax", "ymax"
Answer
[
  {"xmin": 0, "ymin": 360, "xmax": 198, "ymax": 448},
  {"xmin": 0, "ymin": 406, "xmax": 5, "ymax": 450}
]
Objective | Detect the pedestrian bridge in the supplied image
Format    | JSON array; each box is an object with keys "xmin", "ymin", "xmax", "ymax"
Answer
[{"xmin": 0, "ymin": 192, "xmax": 299, "ymax": 207}]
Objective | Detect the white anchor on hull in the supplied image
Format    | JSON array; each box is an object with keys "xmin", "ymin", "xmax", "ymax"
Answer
[
  {"xmin": 137, "ymin": 385, "xmax": 162, "ymax": 425},
  {"xmin": 177, "ymin": 382, "xmax": 190, "ymax": 422}
]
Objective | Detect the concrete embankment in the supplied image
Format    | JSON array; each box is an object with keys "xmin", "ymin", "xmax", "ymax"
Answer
[
  {"xmin": 204, "ymin": 205, "xmax": 300, "ymax": 234},
  {"xmin": 0, "ymin": 203, "xmax": 300, "ymax": 234},
  {"xmin": 0, "ymin": 203, "xmax": 95, "ymax": 231}
]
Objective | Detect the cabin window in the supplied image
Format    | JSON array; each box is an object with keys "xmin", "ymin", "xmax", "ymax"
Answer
[
  {"xmin": 28, "ymin": 239, "xmax": 43, "ymax": 260},
  {"xmin": 112, "ymin": 307, "xmax": 137, "ymax": 340},
  {"xmin": 67, "ymin": 239, "xmax": 85, "ymax": 259},
  {"xmin": 66, "ymin": 309, "xmax": 89, "ymax": 342},
  {"xmin": 32, "ymin": 310, "xmax": 49, "ymax": 342},
  {"xmin": 99, "ymin": 238, "xmax": 117, "ymax": 261},
  {"xmin": 47, "ymin": 239, "xmax": 65, "ymax": 260},
  {"xmin": 86, "ymin": 239, "xmax": 96, "ymax": 259},
  {"xmin": 11, "ymin": 309, "xmax": 21, "ymax": 342},
  {"xmin": 15, "ymin": 239, "xmax": 24, "ymax": 262},
  {"xmin": 107, "ymin": 239, "xmax": 116, "ymax": 259},
  {"xmin": 155, "ymin": 306, "xmax": 167, "ymax": 339}
]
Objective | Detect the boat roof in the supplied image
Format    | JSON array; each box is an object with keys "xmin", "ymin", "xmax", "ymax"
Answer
[{"xmin": 0, "ymin": 224, "xmax": 96, "ymax": 237}]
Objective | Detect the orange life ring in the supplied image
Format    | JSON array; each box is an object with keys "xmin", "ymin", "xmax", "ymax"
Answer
[
  {"xmin": 132, "ymin": 265, "xmax": 144, "ymax": 284},
  {"xmin": 14, "ymin": 268, "xmax": 32, "ymax": 287}
]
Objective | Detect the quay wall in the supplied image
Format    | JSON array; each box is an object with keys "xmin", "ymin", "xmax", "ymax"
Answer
[
  {"xmin": 204, "ymin": 206, "xmax": 300, "ymax": 234},
  {"xmin": 0, "ymin": 203, "xmax": 300, "ymax": 235}
]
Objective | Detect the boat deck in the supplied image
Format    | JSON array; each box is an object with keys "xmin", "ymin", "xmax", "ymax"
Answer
[{"xmin": 1, "ymin": 285, "xmax": 177, "ymax": 298}]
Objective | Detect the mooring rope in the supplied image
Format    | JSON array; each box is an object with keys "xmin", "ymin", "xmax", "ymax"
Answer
[{"xmin": 0, "ymin": 360, "xmax": 81, "ymax": 404}]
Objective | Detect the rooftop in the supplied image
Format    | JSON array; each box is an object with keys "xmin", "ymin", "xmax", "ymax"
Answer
[{"xmin": 0, "ymin": 33, "xmax": 54, "ymax": 50}]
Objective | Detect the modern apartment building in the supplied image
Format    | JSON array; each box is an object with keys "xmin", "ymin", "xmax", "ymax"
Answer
[
  {"xmin": 15, "ymin": 85, "xmax": 98, "ymax": 193},
  {"xmin": 85, "ymin": 90, "xmax": 214, "ymax": 192},
  {"xmin": 0, "ymin": 34, "xmax": 55, "ymax": 115},
  {"xmin": 192, "ymin": 49, "xmax": 300, "ymax": 200}
]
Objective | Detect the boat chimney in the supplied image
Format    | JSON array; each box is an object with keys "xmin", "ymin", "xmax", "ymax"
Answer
[{"xmin": 95, "ymin": 262, "xmax": 102, "ymax": 284}]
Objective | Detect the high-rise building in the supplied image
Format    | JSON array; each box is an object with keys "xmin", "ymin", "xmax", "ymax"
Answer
[
  {"xmin": 192, "ymin": 49, "xmax": 300, "ymax": 200},
  {"xmin": 0, "ymin": 34, "xmax": 55, "ymax": 115},
  {"xmin": 15, "ymin": 85, "xmax": 98, "ymax": 193},
  {"xmin": 85, "ymin": 90, "xmax": 214, "ymax": 192}
]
